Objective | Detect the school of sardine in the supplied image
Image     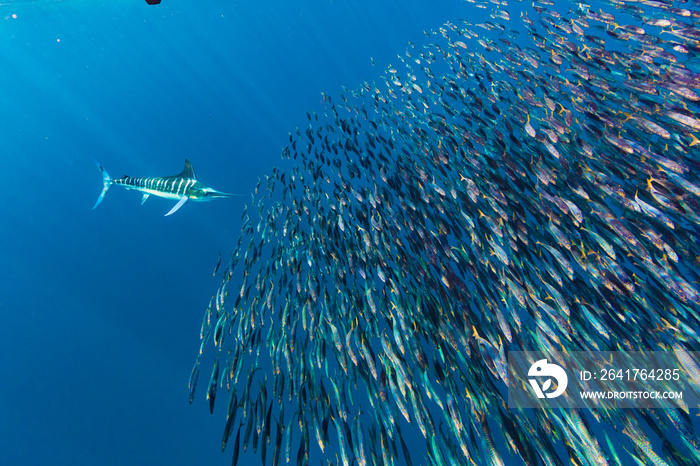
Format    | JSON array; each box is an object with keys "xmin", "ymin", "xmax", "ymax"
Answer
[{"xmin": 190, "ymin": 0, "xmax": 700, "ymax": 464}]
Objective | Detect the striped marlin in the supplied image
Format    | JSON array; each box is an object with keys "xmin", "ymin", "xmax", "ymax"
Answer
[{"xmin": 93, "ymin": 158, "xmax": 238, "ymax": 216}]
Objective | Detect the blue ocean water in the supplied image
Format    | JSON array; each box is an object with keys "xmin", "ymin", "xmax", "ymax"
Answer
[
  {"xmin": 5, "ymin": 1, "xmax": 700, "ymax": 465},
  {"xmin": 0, "ymin": 1, "xmax": 469, "ymax": 464}
]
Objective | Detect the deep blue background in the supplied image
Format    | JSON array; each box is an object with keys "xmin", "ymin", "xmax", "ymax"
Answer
[{"xmin": 0, "ymin": 0, "xmax": 474, "ymax": 464}]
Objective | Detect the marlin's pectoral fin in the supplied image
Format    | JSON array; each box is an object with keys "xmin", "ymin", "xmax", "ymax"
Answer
[
  {"xmin": 141, "ymin": 194, "xmax": 150, "ymax": 205},
  {"xmin": 165, "ymin": 196, "xmax": 188, "ymax": 216}
]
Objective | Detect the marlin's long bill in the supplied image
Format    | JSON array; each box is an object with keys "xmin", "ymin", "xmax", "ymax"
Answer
[{"xmin": 92, "ymin": 158, "xmax": 240, "ymax": 216}]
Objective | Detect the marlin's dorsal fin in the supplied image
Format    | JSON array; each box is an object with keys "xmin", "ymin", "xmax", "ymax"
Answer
[{"xmin": 176, "ymin": 159, "xmax": 197, "ymax": 179}]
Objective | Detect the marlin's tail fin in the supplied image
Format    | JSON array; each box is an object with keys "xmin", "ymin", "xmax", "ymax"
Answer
[{"xmin": 92, "ymin": 158, "xmax": 112, "ymax": 210}]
